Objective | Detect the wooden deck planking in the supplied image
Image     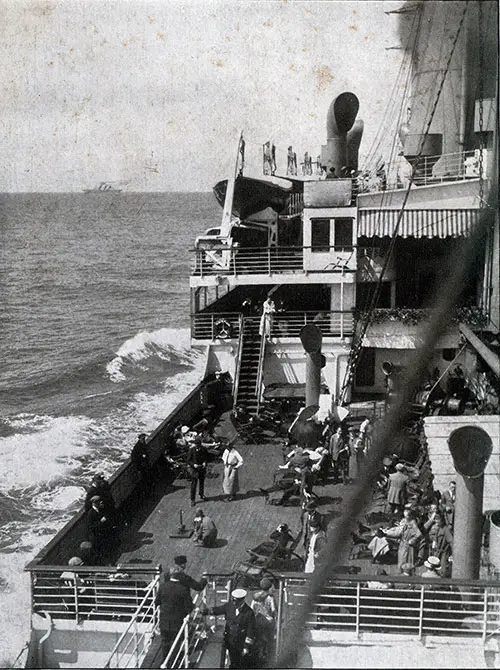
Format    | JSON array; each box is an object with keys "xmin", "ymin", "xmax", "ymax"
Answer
[{"xmin": 115, "ymin": 433, "xmax": 312, "ymax": 580}]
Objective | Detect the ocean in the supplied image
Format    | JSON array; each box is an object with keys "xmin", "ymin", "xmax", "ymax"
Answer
[{"xmin": 0, "ymin": 191, "xmax": 220, "ymax": 664}]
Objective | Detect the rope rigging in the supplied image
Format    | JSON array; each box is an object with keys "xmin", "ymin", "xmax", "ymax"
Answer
[{"xmin": 339, "ymin": 1, "xmax": 470, "ymax": 404}]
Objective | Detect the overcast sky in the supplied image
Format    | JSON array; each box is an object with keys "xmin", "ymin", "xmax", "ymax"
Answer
[{"xmin": 0, "ymin": 0, "xmax": 404, "ymax": 192}]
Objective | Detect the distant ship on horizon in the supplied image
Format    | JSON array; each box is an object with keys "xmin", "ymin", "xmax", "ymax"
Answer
[{"xmin": 83, "ymin": 181, "xmax": 124, "ymax": 193}]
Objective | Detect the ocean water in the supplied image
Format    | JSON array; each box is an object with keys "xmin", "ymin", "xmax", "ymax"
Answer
[{"xmin": 0, "ymin": 191, "xmax": 220, "ymax": 664}]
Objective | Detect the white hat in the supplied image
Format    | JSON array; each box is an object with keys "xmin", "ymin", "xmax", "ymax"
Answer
[
  {"xmin": 231, "ymin": 588, "xmax": 247, "ymax": 599},
  {"xmin": 424, "ymin": 556, "xmax": 440, "ymax": 569},
  {"xmin": 181, "ymin": 426, "xmax": 190, "ymax": 435},
  {"xmin": 395, "ymin": 463, "xmax": 404, "ymax": 471}
]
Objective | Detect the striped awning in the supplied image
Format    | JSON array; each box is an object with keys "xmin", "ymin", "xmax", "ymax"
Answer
[{"xmin": 358, "ymin": 209, "xmax": 479, "ymax": 238}]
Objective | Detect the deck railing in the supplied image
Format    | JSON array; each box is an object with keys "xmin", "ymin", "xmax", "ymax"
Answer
[
  {"xmin": 191, "ymin": 310, "xmax": 355, "ymax": 341},
  {"xmin": 30, "ymin": 565, "xmax": 160, "ymax": 623},
  {"xmin": 104, "ymin": 575, "xmax": 161, "ymax": 668},
  {"xmin": 279, "ymin": 574, "xmax": 500, "ymax": 644},
  {"xmin": 362, "ymin": 149, "xmax": 485, "ymax": 192},
  {"xmin": 192, "ymin": 245, "xmax": 356, "ymax": 277}
]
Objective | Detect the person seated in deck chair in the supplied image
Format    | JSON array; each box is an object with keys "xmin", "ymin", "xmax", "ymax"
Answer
[{"xmin": 193, "ymin": 509, "xmax": 218, "ymax": 547}]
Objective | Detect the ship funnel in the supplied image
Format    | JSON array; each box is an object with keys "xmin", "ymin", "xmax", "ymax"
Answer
[
  {"xmin": 324, "ymin": 92, "xmax": 360, "ymax": 174},
  {"xmin": 346, "ymin": 119, "xmax": 364, "ymax": 172}
]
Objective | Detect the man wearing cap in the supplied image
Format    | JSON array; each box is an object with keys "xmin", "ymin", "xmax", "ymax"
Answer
[
  {"xmin": 173, "ymin": 555, "xmax": 208, "ymax": 593},
  {"xmin": 186, "ymin": 436, "xmax": 209, "ymax": 506},
  {"xmin": 302, "ymin": 500, "xmax": 325, "ymax": 548},
  {"xmin": 131, "ymin": 433, "xmax": 149, "ymax": 477},
  {"xmin": 193, "ymin": 509, "xmax": 218, "ymax": 547},
  {"xmin": 155, "ymin": 565, "xmax": 194, "ymax": 663},
  {"xmin": 386, "ymin": 463, "xmax": 408, "ymax": 515},
  {"xmin": 201, "ymin": 588, "xmax": 256, "ymax": 668},
  {"xmin": 86, "ymin": 496, "xmax": 111, "ymax": 558}
]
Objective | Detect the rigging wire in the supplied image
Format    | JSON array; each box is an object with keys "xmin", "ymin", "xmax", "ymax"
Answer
[{"xmin": 339, "ymin": 0, "xmax": 470, "ymax": 403}]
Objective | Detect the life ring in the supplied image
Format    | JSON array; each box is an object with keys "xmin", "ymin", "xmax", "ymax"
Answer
[{"xmin": 214, "ymin": 318, "xmax": 232, "ymax": 339}]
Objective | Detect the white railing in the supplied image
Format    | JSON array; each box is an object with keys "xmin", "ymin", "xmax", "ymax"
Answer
[
  {"xmin": 192, "ymin": 311, "xmax": 355, "ymax": 342},
  {"xmin": 361, "ymin": 150, "xmax": 485, "ymax": 193},
  {"xmin": 104, "ymin": 575, "xmax": 161, "ymax": 668},
  {"xmin": 192, "ymin": 245, "xmax": 356, "ymax": 278},
  {"xmin": 280, "ymin": 574, "xmax": 500, "ymax": 642},
  {"xmin": 31, "ymin": 566, "xmax": 160, "ymax": 622}
]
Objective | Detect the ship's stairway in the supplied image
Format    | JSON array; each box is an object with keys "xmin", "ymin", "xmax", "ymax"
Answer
[{"xmin": 234, "ymin": 319, "xmax": 264, "ymax": 414}]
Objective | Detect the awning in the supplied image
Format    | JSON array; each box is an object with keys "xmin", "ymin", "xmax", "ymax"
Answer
[{"xmin": 358, "ymin": 209, "xmax": 479, "ymax": 238}]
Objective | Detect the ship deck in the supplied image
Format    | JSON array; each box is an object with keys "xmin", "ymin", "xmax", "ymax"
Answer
[{"xmin": 112, "ymin": 411, "xmax": 391, "ymax": 581}]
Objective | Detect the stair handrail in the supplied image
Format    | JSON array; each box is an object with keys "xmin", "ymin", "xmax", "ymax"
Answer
[
  {"xmin": 255, "ymin": 332, "xmax": 267, "ymax": 414},
  {"xmin": 233, "ymin": 314, "xmax": 245, "ymax": 409}
]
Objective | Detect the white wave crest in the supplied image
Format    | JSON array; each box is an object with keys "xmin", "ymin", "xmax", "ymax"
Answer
[
  {"xmin": 106, "ymin": 327, "xmax": 196, "ymax": 382},
  {"xmin": 0, "ymin": 415, "xmax": 94, "ymax": 492}
]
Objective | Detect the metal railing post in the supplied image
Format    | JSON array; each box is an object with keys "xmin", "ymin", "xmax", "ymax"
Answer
[
  {"xmin": 267, "ymin": 248, "xmax": 271, "ymax": 275},
  {"xmin": 418, "ymin": 585, "xmax": 425, "ymax": 639},
  {"xmin": 211, "ymin": 313, "xmax": 215, "ymax": 341},
  {"xmin": 184, "ymin": 618, "xmax": 190, "ymax": 668},
  {"xmin": 355, "ymin": 582, "xmax": 361, "ymax": 638},
  {"xmin": 483, "ymin": 587, "xmax": 489, "ymax": 643},
  {"xmin": 73, "ymin": 577, "xmax": 79, "ymax": 621},
  {"xmin": 276, "ymin": 578, "xmax": 284, "ymax": 661}
]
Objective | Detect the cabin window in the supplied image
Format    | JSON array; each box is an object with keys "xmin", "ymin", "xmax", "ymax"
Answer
[
  {"xmin": 334, "ymin": 218, "xmax": 353, "ymax": 251},
  {"xmin": 311, "ymin": 218, "xmax": 330, "ymax": 252}
]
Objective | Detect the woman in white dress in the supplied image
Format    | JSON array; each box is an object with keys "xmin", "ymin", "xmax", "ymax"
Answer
[
  {"xmin": 259, "ymin": 296, "xmax": 275, "ymax": 340},
  {"xmin": 221, "ymin": 444, "xmax": 243, "ymax": 501}
]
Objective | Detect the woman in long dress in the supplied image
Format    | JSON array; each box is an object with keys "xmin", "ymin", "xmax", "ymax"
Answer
[
  {"xmin": 259, "ymin": 296, "xmax": 275, "ymax": 340},
  {"xmin": 221, "ymin": 444, "xmax": 243, "ymax": 501}
]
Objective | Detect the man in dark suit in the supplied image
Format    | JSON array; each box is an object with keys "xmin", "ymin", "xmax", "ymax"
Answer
[
  {"xmin": 186, "ymin": 437, "xmax": 208, "ymax": 506},
  {"xmin": 173, "ymin": 555, "xmax": 208, "ymax": 594},
  {"xmin": 201, "ymin": 588, "xmax": 256, "ymax": 668},
  {"xmin": 86, "ymin": 496, "xmax": 112, "ymax": 559},
  {"xmin": 131, "ymin": 433, "xmax": 149, "ymax": 476},
  {"xmin": 155, "ymin": 567, "xmax": 194, "ymax": 663}
]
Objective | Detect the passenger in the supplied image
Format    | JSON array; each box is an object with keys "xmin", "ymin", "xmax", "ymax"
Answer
[
  {"xmin": 172, "ymin": 555, "xmax": 208, "ymax": 594},
  {"xmin": 131, "ymin": 433, "xmax": 149, "ymax": 476},
  {"xmin": 186, "ymin": 435, "xmax": 208, "ymax": 506},
  {"xmin": 79, "ymin": 541, "xmax": 95, "ymax": 564},
  {"xmin": 259, "ymin": 294, "xmax": 275, "ymax": 341},
  {"xmin": 250, "ymin": 578, "xmax": 277, "ymax": 665},
  {"xmin": 428, "ymin": 515, "xmax": 453, "ymax": 570},
  {"xmin": 60, "ymin": 556, "xmax": 87, "ymax": 592},
  {"xmin": 421, "ymin": 555, "xmax": 441, "ymax": 579},
  {"xmin": 155, "ymin": 566, "xmax": 194, "ymax": 664},
  {"xmin": 201, "ymin": 588, "xmax": 257, "ymax": 668},
  {"xmin": 382, "ymin": 508, "xmax": 423, "ymax": 572},
  {"xmin": 84, "ymin": 474, "xmax": 116, "ymax": 524},
  {"xmin": 222, "ymin": 443, "xmax": 244, "ymax": 502},
  {"xmin": 193, "ymin": 509, "xmax": 218, "ymax": 547},
  {"xmin": 440, "ymin": 480, "xmax": 456, "ymax": 529},
  {"xmin": 386, "ymin": 463, "xmax": 408, "ymax": 515},
  {"xmin": 304, "ymin": 517, "xmax": 326, "ymax": 573},
  {"xmin": 86, "ymin": 495, "xmax": 112, "ymax": 556}
]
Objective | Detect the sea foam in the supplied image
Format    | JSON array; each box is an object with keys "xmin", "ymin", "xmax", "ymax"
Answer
[{"xmin": 106, "ymin": 327, "xmax": 196, "ymax": 382}]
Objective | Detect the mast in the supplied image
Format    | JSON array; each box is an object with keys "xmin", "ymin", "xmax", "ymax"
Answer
[{"xmin": 219, "ymin": 132, "xmax": 244, "ymax": 238}]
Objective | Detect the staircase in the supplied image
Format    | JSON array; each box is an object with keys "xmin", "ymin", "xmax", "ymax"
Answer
[{"xmin": 234, "ymin": 318, "xmax": 263, "ymax": 413}]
